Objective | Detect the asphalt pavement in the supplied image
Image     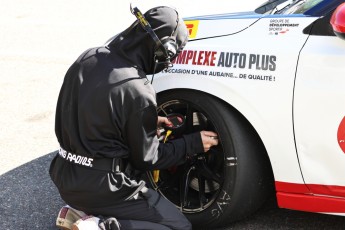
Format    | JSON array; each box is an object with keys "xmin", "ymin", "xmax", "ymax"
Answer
[{"xmin": 1, "ymin": 0, "xmax": 345, "ymax": 229}]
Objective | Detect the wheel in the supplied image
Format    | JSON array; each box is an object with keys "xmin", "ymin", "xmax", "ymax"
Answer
[{"xmin": 147, "ymin": 89, "xmax": 274, "ymax": 228}]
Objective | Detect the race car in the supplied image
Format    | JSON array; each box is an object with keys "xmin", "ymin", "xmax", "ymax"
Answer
[{"xmin": 146, "ymin": 0, "xmax": 345, "ymax": 228}]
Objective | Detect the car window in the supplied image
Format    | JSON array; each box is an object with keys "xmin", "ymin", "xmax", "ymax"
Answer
[{"xmin": 276, "ymin": 0, "xmax": 325, "ymax": 14}]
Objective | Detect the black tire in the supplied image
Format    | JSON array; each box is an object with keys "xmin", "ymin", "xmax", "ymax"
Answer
[{"xmin": 147, "ymin": 89, "xmax": 274, "ymax": 228}]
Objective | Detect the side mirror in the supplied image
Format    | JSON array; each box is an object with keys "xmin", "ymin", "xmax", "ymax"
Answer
[{"xmin": 331, "ymin": 3, "xmax": 345, "ymax": 40}]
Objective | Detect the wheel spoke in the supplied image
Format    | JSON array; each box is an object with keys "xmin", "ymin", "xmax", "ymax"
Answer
[
  {"xmin": 157, "ymin": 104, "xmax": 169, "ymax": 116},
  {"xmin": 180, "ymin": 165, "xmax": 194, "ymax": 210},
  {"xmin": 184, "ymin": 104, "xmax": 195, "ymax": 134},
  {"xmin": 206, "ymin": 179, "xmax": 217, "ymax": 192},
  {"xmin": 195, "ymin": 112, "xmax": 208, "ymax": 130},
  {"xmin": 197, "ymin": 159, "xmax": 222, "ymax": 184},
  {"xmin": 197, "ymin": 172, "xmax": 207, "ymax": 209}
]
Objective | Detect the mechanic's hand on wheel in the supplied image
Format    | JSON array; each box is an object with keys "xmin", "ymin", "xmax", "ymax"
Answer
[
  {"xmin": 157, "ymin": 116, "xmax": 172, "ymax": 137},
  {"xmin": 200, "ymin": 131, "xmax": 219, "ymax": 152},
  {"xmin": 157, "ymin": 116, "xmax": 172, "ymax": 127}
]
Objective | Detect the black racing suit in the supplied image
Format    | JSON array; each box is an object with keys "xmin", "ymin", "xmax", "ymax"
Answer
[
  {"xmin": 50, "ymin": 45, "xmax": 203, "ymax": 205},
  {"xmin": 49, "ymin": 6, "xmax": 201, "ymax": 230}
]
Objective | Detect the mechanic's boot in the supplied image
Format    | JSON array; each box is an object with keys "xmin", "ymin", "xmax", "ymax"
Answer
[
  {"xmin": 56, "ymin": 205, "xmax": 87, "ymax": 230},
  {"xmin": 72, "ymin": 215, "xmax": 101, "ymax": 230},
  {"xmin": 98, "ymin": 217, "xmax": 121, "ymax": 230}
]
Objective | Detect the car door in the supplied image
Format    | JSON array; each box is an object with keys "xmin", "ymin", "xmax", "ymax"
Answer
[{"xmin": 294, "ymin": 7, "xmax": 345, "ymax": 198}]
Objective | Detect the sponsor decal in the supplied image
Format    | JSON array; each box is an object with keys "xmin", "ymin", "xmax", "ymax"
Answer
[
  {"xmin": 338, "ymin": 116, "xmax": 345, "ymax": 154},
  {"xmin": 173, "ymin": 50, "xmax": 276, "ymax": 71},
  {"xmin": 268, "ymin": 18, "xmax": 299, "ymax": 35},
  {"xmin": 185, "ymin": 20, "xmax": 199, "ymax": 38},
  {"xmin": 166, "ymin": 50, "xmax": 277, "ymax": 82},
  {"xmin": 59, "ymin": 148, "xmax": 94, "ymax": 167}
]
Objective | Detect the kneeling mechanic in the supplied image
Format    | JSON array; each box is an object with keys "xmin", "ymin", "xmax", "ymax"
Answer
[{"xmin": 49, "ymin": 4, "xmax": 219, "ymax": 230}]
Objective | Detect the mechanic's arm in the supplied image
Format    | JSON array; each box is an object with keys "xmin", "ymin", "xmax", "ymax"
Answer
[
  {"xmin": 125, "ymin": 105, "xmax": 218, "ymax": 171},
  {"xmin": 157, "ymin": 116, "xmax": 218, "ymax": 152}
]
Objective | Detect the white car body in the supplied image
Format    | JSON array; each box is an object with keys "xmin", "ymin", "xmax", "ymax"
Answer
[{"xmin": 153, "ymin": 0, "xmax": 345, "ymax": 215}]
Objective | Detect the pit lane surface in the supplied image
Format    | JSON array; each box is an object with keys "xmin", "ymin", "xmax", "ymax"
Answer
[{"xmin": 1, "ymin": 0, "xmax": 345, "ymax": 229}]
